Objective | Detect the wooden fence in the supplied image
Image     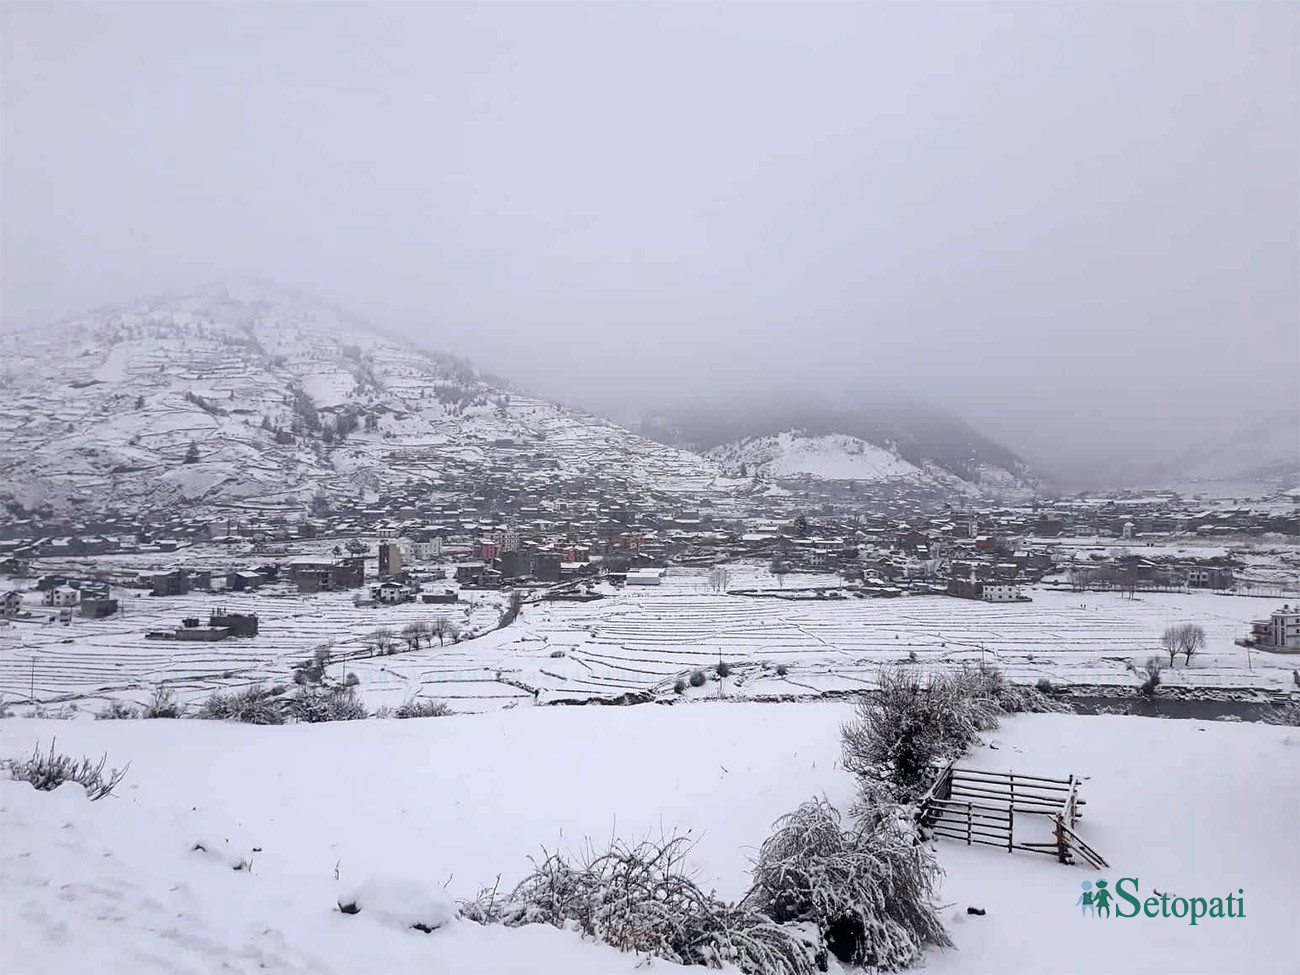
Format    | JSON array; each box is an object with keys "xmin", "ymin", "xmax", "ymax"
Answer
[{"xmin": 918, "ymin": 761, "xmax": 1107, "ymax": 868}]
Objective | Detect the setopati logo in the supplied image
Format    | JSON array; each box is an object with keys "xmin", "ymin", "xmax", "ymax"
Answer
[{"xmin": 1076, "ymin": 878, "xmax": 1245, "ymax": 925}]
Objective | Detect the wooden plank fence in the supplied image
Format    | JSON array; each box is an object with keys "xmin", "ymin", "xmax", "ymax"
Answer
[{"xmin": 918, "ymin": 762, "xmax": 1107, "ymax": 868}]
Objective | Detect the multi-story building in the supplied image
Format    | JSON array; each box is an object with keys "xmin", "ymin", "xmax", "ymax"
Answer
[
  {"xmin": 1248, "ymin": 605, "xmax": 1300, "ymax": 650},
  {"xmin": 378, "ymin": 541, "xmax": 402, "ymax": 579}
]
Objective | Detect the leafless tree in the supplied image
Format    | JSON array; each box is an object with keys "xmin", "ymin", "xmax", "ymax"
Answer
[
  {"xmin": 401, "ymin": 622, "xmax": 422, "ymax": 652},
  {"xmin": 430, "ymin": 616, "xmax": 450, "ymax": 646},
  {"xmin": 1161, "ymin": 623, "xmax": 1206, "ymax": 667},
  {"xmin": 370, "ymin": 626, "xmax": 397, "ymax": 655},
  {"xmin": 1160, "ymin": 627, "xmax": 1179, "ymax": 666},
  {"xmin": 708, "ymin": 565, "xmax": 730, "ymax": 593},
  {"xmin": 769, "ymin": 556, "xmax": 787, "ymax": 589}
]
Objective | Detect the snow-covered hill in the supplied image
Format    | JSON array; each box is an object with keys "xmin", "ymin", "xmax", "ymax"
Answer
[
  {"xmin": 639, "ymin": 395, "xmax": 1044, "ymax": 497},
  {"xmin": 709, "ymin": 432, "xmax": 925, "ymax": 480},
  {"xmin": 0, "ymin": 284, "xmax": 725, "ymax": 517},
  {"xmin": 705, "ymin": 431, "xmax": 1037, "ymax": 498}
]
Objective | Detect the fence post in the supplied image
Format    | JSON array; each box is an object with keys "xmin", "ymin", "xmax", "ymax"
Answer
[
  {"xmin": 1055, "ymin": 814, "xmax": 1067, "ymax": 864},
  {"xmin": 966, "ymin": 801, "xmax": 972, "ymax": 846},
  {"xmin": 1008, "ymin": 805, "xmax": 1014, "ymax": 852}
]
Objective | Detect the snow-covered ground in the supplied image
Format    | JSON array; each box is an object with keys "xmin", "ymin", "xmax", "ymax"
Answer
[
  {"xmin": 4, "ymin": 569, "xmax": 1297, "ymax": 712},
  {"xmin": 1, "ymin": 705, "xmax": 1296, "ymax": 973}
]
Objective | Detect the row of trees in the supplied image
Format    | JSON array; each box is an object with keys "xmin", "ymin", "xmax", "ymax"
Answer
[{"xmin": 369, "ymin": 619, "xmax": 461, "ymax": 654}]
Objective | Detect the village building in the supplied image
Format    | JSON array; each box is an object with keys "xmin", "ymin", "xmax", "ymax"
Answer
[
  {"xmin": 42, "ymin": 585, "xmax": 80, "ymax": 607},
  {"xmin": 80, "ymin": 597, "xmax": 119, "ymax": 618},
  {"xmin": 1, "ymin": 590, "xmax": 23, "ymax": 617},
  {"xmin": 1247, "ymin": 605, "xmax": 1300, "ymax": 651},
  {"xmin": 626, "ymin": 567, "xmax": 666, "ymax": 586},
  {"xmin": 378, "ymin": 540, "xmax": 403, "ymax": 579},
  {"xmin": 372, "ymin": 581, "xmax": 416, "ymax": 604}
]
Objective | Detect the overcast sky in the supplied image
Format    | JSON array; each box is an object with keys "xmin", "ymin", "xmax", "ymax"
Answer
[{"xmin": 2, "ymin": 1, "xmax": 1296, "ymax": 482}]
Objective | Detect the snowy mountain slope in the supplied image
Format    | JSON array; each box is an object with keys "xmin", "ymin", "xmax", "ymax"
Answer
[
  {"xmin": 705, "ymin": 431, "xmax": 1028, "ymax": 497},
  {"xmin": 0, "ymin": 284, "xmax": 725, "ymax": 516},
  {"xmin": 709, "ymin": 432, "xmax": 926, "ymax": 480},
  {"xmin": 639, "ymin": 395, "xmax": 1044, "ymax": 497}
]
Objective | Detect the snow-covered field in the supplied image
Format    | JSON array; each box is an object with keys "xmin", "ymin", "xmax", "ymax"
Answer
[
  {"xmin": 4, "ymin": 570, "xmax": 1297, "ymax": 712},
  {"xmin": 1, "ymin": 705, "xmax": 1296, "ymax": 973}
]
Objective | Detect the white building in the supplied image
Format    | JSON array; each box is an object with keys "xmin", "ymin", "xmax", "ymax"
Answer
[
  {"xmin": 626, "ymin": 567, "xmax": 666, "ymax": 586},
  {"xmin": 372, "ymin": 581, "xmax": 414, "ymax": 605},
  {"xmin": 981, "ymin": 584, "xmax": 1024, "ymax": 603},
  {"xmin": 42, "ymin": 585, "xmax": 80, "ymax": 607},
  {"xmin": 1249, "ymin": 605, "xmax": 1300, "ymax": 650},
  {"xmin": 412, "ymin": 537, "xmax": 443, "ymax": 561}
]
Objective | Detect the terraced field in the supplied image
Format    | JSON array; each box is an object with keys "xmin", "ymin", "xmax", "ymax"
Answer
[{"xmin": 3, "ymin": 569, "xmax": 1293, "ymax": 713}]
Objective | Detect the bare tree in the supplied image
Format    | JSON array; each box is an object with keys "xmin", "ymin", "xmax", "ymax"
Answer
[
  {"xmin": 708, "ymin": 565, "xmax": 730, "ymax": 593},
  {"xmin": 370, "ymin": 626, "xmax": 397, "ymax": 655},
  {"xmin": 1179, "ymin": 624, "xmax": 1206, "ymax": 667},
  {"xmin": 1160, "ymin": 626, "xmax": 1180, "ymax": 667},
  {"xmin": 430, "ymin": 616, "xmax": 449, "ymax": 646},
  {"xmin": 769, "ymin": 555, "xmax": 787, "ymax": 589},
  {"xmin": 401, "ymin": 622, "xmax": 422, "ymax": 652},
  {"xmin": 1161, "ymin": 623, "xmax": 1206, "ymax": 668}
]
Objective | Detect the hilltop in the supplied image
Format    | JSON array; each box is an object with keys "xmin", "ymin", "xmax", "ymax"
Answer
[
  {"xmin": 640, "ymin": 395, "xmax": 1043, "ymax": 498},
  {"xmin": 0, "ymin": 284, "xmax": 725, "ymax": 519}
]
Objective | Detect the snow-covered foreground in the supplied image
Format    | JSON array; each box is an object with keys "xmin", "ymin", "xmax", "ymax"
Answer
[{"xmin": 2, "ymin": 705, "xmax": 1296, "ymax": 974}]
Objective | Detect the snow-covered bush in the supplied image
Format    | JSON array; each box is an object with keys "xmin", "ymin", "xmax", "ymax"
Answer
[
  {"xmin": 716, "ymin": 661, "xmax": 733, "ymax": 678},
  {"xmin": 689, "ymin": 670, "xmax": 707, "ymax": 688},
  {"xmin": 842, "ymin": 664, "xmax": 1057, "ymax": 799},
  {"xmin": 462, "ymin": 837, "xmax": 819, "ymax": 975},
  {"xmin": 142, "ymin": 685, "xmax": 183, "ymax": 718},
  {"xmin": 4, "ymin": 741, "xmax": 128, "ymax": 800},
  {"xmin": 842, "ymin": 669, "xmax": 951, "ymax": 797},
  {"xmin": 674, "ymin": 678, "xmax": 688, "ymax": 694},
  {"xmin": 1138, "ymin": 657, "xmax": 1163, "ymax": 698},
  {"xmin": 288, "ymin": 687, "xmax": 368, "ymax": 723},
  {"xmin": 392, "ymin": 698, "xmax": 454, "ymax": 719},
  {"xmin": 745, "ymin": 798, "xmax": 950, "ymax": 970},
  {"xmin": 96, "ymin": 700, "xmax": 140, "ymax": 720},
  {"xmin": 197, "ymin": 684, "xmax": 285, "ymax": 724}
]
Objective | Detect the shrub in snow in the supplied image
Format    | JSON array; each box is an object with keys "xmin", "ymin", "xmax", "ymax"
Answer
[
  {"xmin": 142, "ymin": 685, "xmax": 183, "ymax": 718},
  {"xmin": 716, "ymin": 661, "xmax": 733, "ymax": 678},
  {"xmin": 197, "ymin": 684, "xmax": 285, "ymax": 725},
  {"xmin": 776, "ymin": 664, "xmax": 789, "ymax": 676},
  {"xmin": 745, "ymin": 798, "xmax": 950, "ymax": 970},
  {"xmin": 288, "ymin": 687, "xmax": 368, "ymax": 723},
  {"xmin": 689, "ymin": 670, "xmax": 707, "ymax": 688},
  {"xmin": 842, "ymin": 669, "xmax": 953, "ymax": 798},
  {"xmin": 843, "ymin": 664, "xmax": 1065, "ymax": 800},
  {"xmin": 338, "ymin": 878, "xmax": 456, "ymax": 933},
  {"xmin": 673, "ymin": 678, "xmax": 687, "ymax": 695},
  {"xmin": 4, "ymin": 741, "xmax": 128, "ymax": 800},
  {"xmin": 96, "ymin": 700, "xmax": 140, "ymax": 720},
  {"xmin": 462, "ymin": 836, "xmax": 818, "ymax": 975},
  {"xmin": 1264, "ymin": 703, "xmax": 1300, "ymax": 727},
  {"xmin": 1139, "ymin": 657, "xmax": 1163, "ymax": 699},
  {"xmin": 392, "ymin": 698, "xmax": 454, "ymax": 719}
]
